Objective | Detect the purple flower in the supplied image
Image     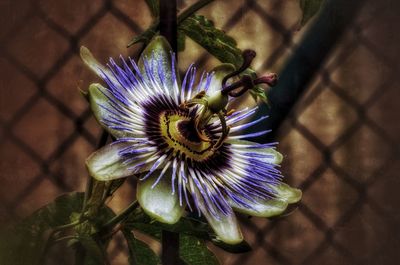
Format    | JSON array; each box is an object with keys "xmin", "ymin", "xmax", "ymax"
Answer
[{"xmin": 82, "ymin": 36, "xmax": 301, "ymax": 244}]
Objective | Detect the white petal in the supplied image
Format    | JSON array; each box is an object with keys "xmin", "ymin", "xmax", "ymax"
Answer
[
  {"xmin": 189, "ymin": 181, "xmax": 243, "ymax": 244},
  {"xmin": 271, "ymin": 183, "xmax": 302, "ymax": 204},
  {"xmin": 202, "ymin": 206, "xmax": 243, "ymax": 245},
  {"xmin": 88, "ymin": 83, "xmax": 144, "ymax": 139},
  {"xmin": 86, "ymin": 142, "xmax": 151, "ymax": 181},
  {"xmin": 227, "ymin": 139, "xmax": 283, "ymax": 164},
  {"xmin": 137, "ymin": 171, "xmax": 184, "ymax": 224},
  {"xmin": 230, "ymin": 198, "xmax": 289, "ymax": 218}
]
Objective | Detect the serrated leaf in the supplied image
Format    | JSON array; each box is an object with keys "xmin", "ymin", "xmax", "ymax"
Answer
[
  {"xmin": 179, "ymin": 15, "xmax": 243, "ymax": 68},
  {"xmin": 211, "ymin": 238, "xmax": 252, "ymax": 254},
  {"xmin": 123, "ymin": 230, "xmax": 160, "ymax": 265},
  {"xmin": 299, "ymin": 0, "xmax": 325, "ymax": 27},
  {"xmin": 180, "ymin": 235, "xmax": 219, "ymax": 265},
  {"xmin": 145, "ymin": 0, "xmax": 159, "ymax": 18}
]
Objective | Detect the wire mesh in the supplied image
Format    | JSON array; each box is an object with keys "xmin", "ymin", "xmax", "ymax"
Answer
[{"xmin": 0, "ymin": 0, "xmax": 399, "ymax": 264}]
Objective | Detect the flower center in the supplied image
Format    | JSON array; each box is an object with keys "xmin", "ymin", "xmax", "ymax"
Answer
[{"xmin": 160, "ymin": 111, "xmax": 215, "ymax": 162}]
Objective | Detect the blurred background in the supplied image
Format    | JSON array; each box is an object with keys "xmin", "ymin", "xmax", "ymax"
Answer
[{"xmin": 0, "ymin": 0, "xmax": 399, "ymax": 264}]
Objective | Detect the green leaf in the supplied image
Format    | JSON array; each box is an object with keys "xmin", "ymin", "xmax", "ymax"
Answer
[
  {"xmin": 0, "ymin": 193, "xmax": 115, "ymax": 265},
  {"xmin": 180, "ymin": 235, "xmax": 219, "ymax": 265},
  {"xmin": 145, "ymin": 0, "xmax": 159, "ymax": 18},
  {"xmin": 299, "ymin": 0, "xmax": 325, "ymax": 27},
  {"xmin": 123, "ymin": 230, "xmax": 160, "ymax": 265},
  {"xmin": 125, "ymin": 208, "xmax": 210, "ymax": 240},
  {"xmin": 177, "ymin": 30, "xmax": 186, "ymax": 52},
  {"xmin": 0, "ymin": 193, "xmax": 84, "ymax": 265},
  {"xmin": 179, "ymin": 15, "xmax": 243, "ymax": 68},
  {"xmin": 79, "ymin": 235, "xmax": 106, "ymax": 265},
  {"xmin": 211, "ymin": 238, "xmax": 252, "ymax": 254},
  {"xmin": 127, "ymin": 23, "xmax": 158, "ymax": 47}
]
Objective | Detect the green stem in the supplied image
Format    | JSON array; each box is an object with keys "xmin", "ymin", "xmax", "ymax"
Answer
[
  {"xmin": 53, "ymin": 235, "xmax": 78, "ymax": 244},
  {"xmin": 128, "ymin": 0, "xmax": 214, "ymax": 47},
  {"xmin": 53, "ymin": 220, "xmax": 81, "ymax": 232},
  {"xmin": 38, "ymin": 220, "xmax": 82, "ymax": 265},
  {"xmin": 82, "ymin": 130, "xmax": 109, "ymax": 215},
  {"xmin": 75, "ymin": 131, "xmax": 109, "ymax": 265},
  {"xmin": 101, "ymin": 200, "xmax": 139, "ymax": 232}
]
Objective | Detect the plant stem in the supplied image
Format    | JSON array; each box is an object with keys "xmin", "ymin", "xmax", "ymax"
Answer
[
  {"xmin": 159, "ymin": 0, "xmax": 177, "ymax": 52},
  {"xmin": 128, "ymin": 0, "xmax": 214, "ymax": 47},
  {"xmin": 159, "ymin": 0, "xmax": 182, "ymax": 264},
  {"xmin": 53, "ymin": 220, "xmax": 81, "ymax": 232},
  {"xmin": 162, "ymin": 230, "xmax": 181, "ymax": 265},
  {"xmin": 75, "ymin": 130, "xmax": 109, "ymax": 265},
  {"xmin": 101, "ymin": 200, "xmax": 139, "ymax": 232},
  {"xmin": 82, "ymin": 130, "xmax": 109, "ymax": 214}
]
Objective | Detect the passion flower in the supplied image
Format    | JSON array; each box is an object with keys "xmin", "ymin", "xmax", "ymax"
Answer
[{"xmin": 82, "ymin": 36, "xmax": 301, "ymax": 244}]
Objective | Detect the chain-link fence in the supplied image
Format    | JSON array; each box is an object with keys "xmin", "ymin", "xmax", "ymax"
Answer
[{"xmin": 1, "ymin": 0, "xmax": 399, "ymax": 264}]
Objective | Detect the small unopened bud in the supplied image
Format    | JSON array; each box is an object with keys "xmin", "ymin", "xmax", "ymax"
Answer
[{"xmin": 255, "ymin": 73, "xmax": 278, "ymax": 87}]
